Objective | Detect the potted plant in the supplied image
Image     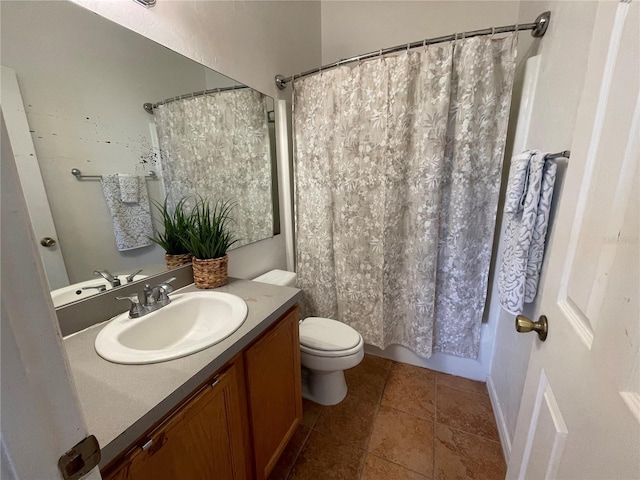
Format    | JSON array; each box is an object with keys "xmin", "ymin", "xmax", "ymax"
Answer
[
  {"xmin": 181, "ymin": 197, "xmax": 238, "ymax": 289},
  {"xmin": 149, "ymin": 197, "xmax": 193, "ymax": 269}
]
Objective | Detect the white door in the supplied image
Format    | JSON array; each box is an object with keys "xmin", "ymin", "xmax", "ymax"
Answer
[
  {"xmin": 1, "ymin": 66, "xmax": 69, "ymax": 289},
  {"xmin": 508, "ymin": 1, "xmax": 639, "ymax": 479},
  {"xmin": 1, "ymin": 113, "xmax": 101, "ymax": 478}
]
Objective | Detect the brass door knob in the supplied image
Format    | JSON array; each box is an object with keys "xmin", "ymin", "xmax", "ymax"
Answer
[
  {"xmin": 40, "ymin": 237, "xmax": 57, "ymax": 247},
  {"xmin": 515, "ymin": 315, "xmax": 548, "ymax": 341}
]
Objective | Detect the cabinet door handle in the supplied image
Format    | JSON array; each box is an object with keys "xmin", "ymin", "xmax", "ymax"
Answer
[{"xmin": 141, "ymin": 439, "xmax": 153, "ymax": 451}]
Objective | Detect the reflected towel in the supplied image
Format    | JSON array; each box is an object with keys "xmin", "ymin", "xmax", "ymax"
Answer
[
  {"xmin": 118, "ymin": 174, "xmax": 139, "ymax": 203},
  {"xmin": 101, "ymin": 175, "xmax": 154, "ymax": 251},
  {"xmin": 498, "ymin": 151, "xmax": 558, "ymax": 314}
]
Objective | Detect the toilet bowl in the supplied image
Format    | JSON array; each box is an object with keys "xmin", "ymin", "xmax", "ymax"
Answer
[{"xmin": 253, "ymin": 270, "xmax": 364, "ymax": 406}]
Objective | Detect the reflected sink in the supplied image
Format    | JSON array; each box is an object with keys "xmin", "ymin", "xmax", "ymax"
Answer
[
  {"xmin": 95, "ymin": 292, "xmax": 248, "ymax": 364},
  {"xmin": 51, "ymin": 275, "xmax": 147, "ymax": 307}
]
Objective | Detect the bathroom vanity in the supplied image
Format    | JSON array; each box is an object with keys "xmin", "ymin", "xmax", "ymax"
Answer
[{"xmin": 62, "ymin": 279, "xmax": 302, "ymax": 480}]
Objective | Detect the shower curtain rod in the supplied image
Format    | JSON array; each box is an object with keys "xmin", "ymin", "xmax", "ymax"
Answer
[
  {"xmin": 275, "ymin": 11, "xmax": 551, "ymax": 90},
  {"xmin": 143, "ymin": 84, "xmax": 249, "ymax": 114}
]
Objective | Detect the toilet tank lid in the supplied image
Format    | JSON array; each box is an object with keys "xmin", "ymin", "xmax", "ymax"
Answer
[
  {"xmin": 300, "ymin": 317, "xmax": 361, "ymax": 352},
  {"xmin": 252, "ymin": 269, "xmax": 296, "ymax": 287}
]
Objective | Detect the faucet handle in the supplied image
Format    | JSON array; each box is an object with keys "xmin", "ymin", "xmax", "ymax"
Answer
[
  {"xmin": 158, "ymin": 277, "xmax": 176, "ymax": 294},
  {"xmin": 116, "ymin": 293, "xmax": 144, "ymax": 318},
  {"xmin": 155, "ymin": 277, "xmax": 176, "ymax": 306},
  {"xmin": 126, "ymin": 269, "xmax": 143, "ymax": 283}
]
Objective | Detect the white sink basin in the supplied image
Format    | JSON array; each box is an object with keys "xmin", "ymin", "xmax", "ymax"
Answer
[
  {"xmin": 95, "ymin": 292, "xmax": 248, "ymax": 364},
  {"xmin": 51, "ymin": 275, "xmax": 147, "ymax": 307}
]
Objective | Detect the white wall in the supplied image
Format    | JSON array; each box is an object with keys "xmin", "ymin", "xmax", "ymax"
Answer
[
  {"xmin": 321, "ymin": 1, "xmax": 519, "ymax": 64},
  {"xmin": 487, "ymin": 0, "xmax": 599, "ymax": 459},
  {"xmin": 321, "ymin": 1, "xmax": 520, "ymax": 380}
]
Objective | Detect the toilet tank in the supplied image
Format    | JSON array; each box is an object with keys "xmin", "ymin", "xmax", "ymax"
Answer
[{"xmin": 252, "ymin": 269, "xmax": 297, "ymax": 287}]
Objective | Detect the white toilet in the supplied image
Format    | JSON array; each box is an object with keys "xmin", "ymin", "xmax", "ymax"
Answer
[{"xmin": 253, "ymin": 269, "xmax": 364, "ymax": 406}]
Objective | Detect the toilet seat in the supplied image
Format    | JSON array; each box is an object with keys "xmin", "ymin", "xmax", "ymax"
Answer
[{"xmin": 300, "ymin": 317, "xmax": 363, "ymax": 357}]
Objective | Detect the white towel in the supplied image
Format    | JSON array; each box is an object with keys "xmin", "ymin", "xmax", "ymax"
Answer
[
  {"xmin": 118, "ymin": 174, "xmax": 139, "ymax": 203},
  {"xmin": 101, "ymin": 175, "xmax": 154, "ymax": 251},
  {"xmin": 498, "ymin": 151, "xmax": 558, "ymax": 314}
]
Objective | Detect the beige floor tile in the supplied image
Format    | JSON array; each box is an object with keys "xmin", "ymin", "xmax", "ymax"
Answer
[
  {"xmin": 382, "ymin": 363, "xmax": 436, "ymax": 420},
  {"xmin": 361, "ymin": 454, "xmax": 430, "ymax": 480},
  {"xmin": 391, "ymin": 362, "xmax": 437, "ymax": 383},
  {"xmin": 436, "ymin": 373, "xmax": 488, "ymax": 397},
  {"xmin": 368, "ymin": 405, "xmax": 434, "ymax": 476},
  {"xmin": 268, "ymin": 424, "xmax": 312, "ymax": 480},
  {"xmin": 289, "ymin": 430, "xmax": 366, "ymax": 480},
  {"xmin": 313, "ymin": 392, "xmax": 379, "ymax": 449},
  {"xmin": 434, "ymin": 424, "xmax": 506, "ymax": 480},
  {"xmin": 436, "ymin": 386, "xmax": 499, "ymax": 442},
  {"xmin": 345, "ymin": 354, "xmax": 391, "ymax": 402}
]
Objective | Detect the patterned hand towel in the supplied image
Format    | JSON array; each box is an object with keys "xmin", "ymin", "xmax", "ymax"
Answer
[
  {"xmin": 498, "ymin": 151, "xmax": 558, "ymax": 314},
  {"xmin": 101, "ymin": 175, "xmax": 154, "ymax": 251},
  {"xmin": 504, "ymin": 152, "xmax": 531, "ymax": 213},
  {"xmin": 118, "ymin": 174, "xmax": 139, "ymax": 203}
]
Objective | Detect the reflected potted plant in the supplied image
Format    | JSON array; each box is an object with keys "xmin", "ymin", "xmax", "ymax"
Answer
[
  {"xmin": 149, "ymin": 197, "xmax": 193, "ymax": 269},
  {"xmin": 180, "ymin": 197, "xmax": 238, "ymax": 289}
]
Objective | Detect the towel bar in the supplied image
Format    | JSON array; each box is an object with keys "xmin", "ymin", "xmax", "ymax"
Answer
[{"xmin": 71, "ymin": 168, "xmax": 157, "ymax": 180}]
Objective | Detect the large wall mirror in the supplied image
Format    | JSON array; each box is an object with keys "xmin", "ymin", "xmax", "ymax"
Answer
[{"xmin": 1, "ymin": 1, "xmax": 280, "ymax": 307}]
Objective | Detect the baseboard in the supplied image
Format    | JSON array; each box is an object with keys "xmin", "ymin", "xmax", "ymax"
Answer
[{"xmin": 486, "ymin": 374, "xmax": 512, "ymax": 462}]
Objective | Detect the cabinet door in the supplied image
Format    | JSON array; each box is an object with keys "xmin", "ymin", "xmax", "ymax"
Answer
[
  {"xmin": 245, "ymin": 306, "xmax": 302, "ymax": 479},
  {"xmin": 106, "ymin": 363, "xmax": 247, "ymax": 480}
]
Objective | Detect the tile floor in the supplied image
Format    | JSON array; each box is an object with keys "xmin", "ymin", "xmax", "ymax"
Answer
[{"xmin": 269, "ymin": 354, "xmax": 506, "ymax": 480}]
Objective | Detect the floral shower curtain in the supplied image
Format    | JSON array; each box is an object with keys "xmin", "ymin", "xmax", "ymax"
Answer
[
  {"xmin": 153, "ymin": 89, "xmax": 273, "ymax": 248},
  {"xmin": 293, "ymin": 35, "xmax": 517, "ymax": 359}
]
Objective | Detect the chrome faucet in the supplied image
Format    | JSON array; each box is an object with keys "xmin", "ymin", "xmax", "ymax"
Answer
[
  {"xmin": 116, "ymin": 277, "xmax": 176, "ymax": 318},
  {"xmin": 94, "ymin": 269, "xmax": 121, "ymax": 287}
]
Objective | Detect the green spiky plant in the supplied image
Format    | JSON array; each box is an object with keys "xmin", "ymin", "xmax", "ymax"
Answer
[
  {"xmin": 149, "ymin": 197, "xmax": 191, "ymax": 255},
  {"xmin": 180, "ymin": 197, "xmax": 239, "ymax": 260}
]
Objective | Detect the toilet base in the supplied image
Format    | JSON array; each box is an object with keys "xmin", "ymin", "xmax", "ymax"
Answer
[{"xmin": 301, "ymin": 366, "xmax": 348, "ymax": 406}]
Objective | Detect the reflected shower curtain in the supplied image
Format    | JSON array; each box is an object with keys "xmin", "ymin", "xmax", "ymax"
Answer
[
  {"xmin": 293, "ymin": 35, "xmax": 517, "ymax": 359},
  {"xmin": 153, "ymin": 89, "xmax": 273, "ymax": 248}
]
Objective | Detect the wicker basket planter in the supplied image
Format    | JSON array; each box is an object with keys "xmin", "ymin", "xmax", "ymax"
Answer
[
  {"xmin": 192, "ymin": 255, "xmax": 228, "ymax": 289},
  {"xmin": 164, "ymin": 253, "xmax": 193, "ymax": 270}
]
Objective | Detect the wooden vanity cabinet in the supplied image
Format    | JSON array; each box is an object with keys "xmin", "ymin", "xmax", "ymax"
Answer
[
  {"xmin": 245, "ymin": 305, "xmax": 302, "ymax": 479},
  {"xmin": 102, "ymin": 305, "xmax": 301, "ymax": 480},
  {"xmin": 104, "ymin": 361, "xmax": 248, "ymax": 480}
]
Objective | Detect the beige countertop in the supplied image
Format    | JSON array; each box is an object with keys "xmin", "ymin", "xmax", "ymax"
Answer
[{"xmin": 63, "ymin": 278, "xmax": 301, "ymax": 467}]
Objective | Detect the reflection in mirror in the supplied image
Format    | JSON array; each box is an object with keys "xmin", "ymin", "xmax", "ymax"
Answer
[{"xmin": 0, "ymin": 1, "xmax": 280, "ymax": 307}]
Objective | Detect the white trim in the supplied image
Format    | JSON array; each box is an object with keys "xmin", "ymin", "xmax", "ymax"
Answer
[
  {"xmin": 558, "ymin": 298, "xmax": 594, "ymax": 348},
  {"xmin": 542, "ymin": 387, "xmax": 568, "ymax": 480},
  {"xmin": 620, "ymin": 392, "xmax": 640, "ymax": 425},
  {"xmin": 518, "ymin": 370, "xmax": 549, "ymax": 480},
  {"xmin": 487, "ymin": 374, "xmax": 512, "ymax": 462}
]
